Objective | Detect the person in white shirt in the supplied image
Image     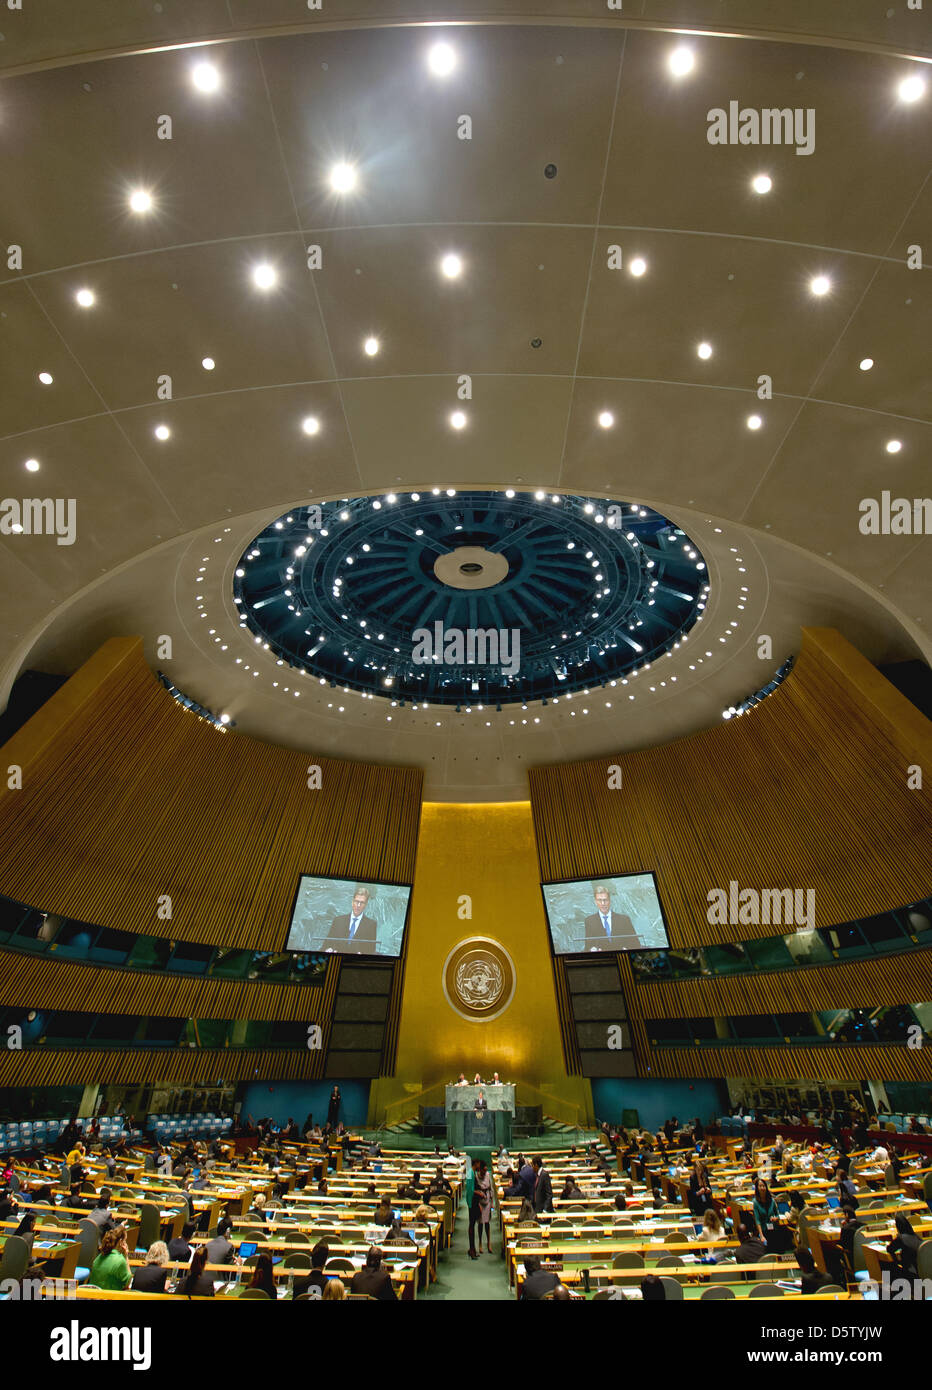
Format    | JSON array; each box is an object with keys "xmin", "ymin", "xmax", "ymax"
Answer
[{"xmin": 869, "ymin": 1144, "xmax": 889, "ymax": 1164}]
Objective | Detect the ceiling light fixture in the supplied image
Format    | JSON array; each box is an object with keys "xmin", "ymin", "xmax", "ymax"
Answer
[
  {"xmin": 128, "ymin": 189, "xmax": 153, "ymax": 214},
  {"xmin": 252, "ymin": 263, "xmax": 277, "ymax": 290},
  {"xmin": 191, "ymin": 61, "xmax": 221, "ymax": 93},
  {"xmin": 302, "ymin": 416, "xmax": 320, "ymax": 435},
  {"xmin": 75, "ymin": 288, "xmax": 95, "ymax": 307},
  {"xmin": 450, "ymin": 410, "xmax": 467, "ymax": 430},
  {"xmin": 363, "ymin": 337, "xmax": 379, "ymax": 356},
  {"xmin": 329, "ymin": 162, "xmax": 357, "ymax": 193},
  {"xmin": 427, "ymin": 42, "xmax": 456, "ymax": 76},
  {"xmin": 809, "ymin": 274, "xmax": 831, "ymax": 297},
  {"xmin": 668, "ymin": 46, "xmax": 695, "ymax": 77},
  {"xmin": 751, "ymin": 173, "xmax": 772, "ymax": 194},
  {"xmin": 598, "ymin": 411, "xmax": 614, "ymax": 428},
  {"xmin": 441, "ymin": 253, "xmax": 463, "ymax": 279},
  {"xmin": 628, "ymin": 257, "xmax": 647, "ymax": 277}
]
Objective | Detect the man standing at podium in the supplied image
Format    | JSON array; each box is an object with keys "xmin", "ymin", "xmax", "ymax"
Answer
[
  {"xmin": 474, "ymin": 1088, "xmax": 488, "ymax": 1118},
  {"xmin": 583, "ymin": 884, "xmax": 639, "ymax": 952}
]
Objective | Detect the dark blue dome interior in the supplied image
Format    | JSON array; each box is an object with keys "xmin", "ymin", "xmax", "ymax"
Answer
[{"xmin": 233, "ymin": 491, "xmax": 709, "ymax": 706}]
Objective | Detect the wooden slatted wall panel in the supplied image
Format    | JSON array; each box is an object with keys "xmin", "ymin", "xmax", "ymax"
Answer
[
  {"xmin": 634, "ymin": 951, "xmax": 932, "ymax": 1019},
  {"xmin": 632, "ymin": 1046, "xmax": 932, "ymax": 1084},
  {"xmin": 0, "ymin": 1047, "xmax": 347, "ymax": 1088},
  {"xmin": 0, "ymin": 950, "xmax": 328, "ymax": 1022},
  {"xmin": 0, "ymin": 638, "xmax": 423, "ymax": 950},
  {"xmin": 529, "ymin": 629, "xmax": 932, "ymax": 947}
]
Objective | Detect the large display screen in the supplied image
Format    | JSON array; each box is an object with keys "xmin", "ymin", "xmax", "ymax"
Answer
[
  {"xmin": 284, "ymin": 876, "xmax": 411, "ymax": 958},
  {"xmin": 542, "ymin": 873, "xmax": 670, "ymax": 955}
]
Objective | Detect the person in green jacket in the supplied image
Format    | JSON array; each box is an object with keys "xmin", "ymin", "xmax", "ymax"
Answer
[{"xmin": 90, "ymin": 1224, "xmax": 132, "ymax": 1290}]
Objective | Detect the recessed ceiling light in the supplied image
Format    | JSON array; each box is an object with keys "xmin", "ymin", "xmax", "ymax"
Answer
[
  {"xmin": 751, "ymin": 173, "xmax": 772, "ymax": 195},
  {"xmin": 885, "ymin": 439, "xmax": 902, "ymax": 454},
  {"xmin": 746, "ymin": 414, "xmax": 762, "ymax": 431},
  {"xmin": 696, "ymin": 342, "xmax": 713, "ymax": 359},
  {"xmin": 628, "ymin": 257, "xmax": 647, "ymax": 277},
  {"xmin": 252, "ymin": 263, "xmax": 277, "ymax": 290},
  {"xmin": 329, "ymin": 162, "xmax": 357, "ymax": 193},
  {"xmin": 440, "ymin": 253, "xmax": 463, "ymax": 279},
  {"xmin": 859, "ymin": 357, "xmax": 873, "ymax": 372},
  {"xmin": 302, "ymin": 415, "xmax": 320, "ymax": 435},
  {"xmin": 75, "ymin": 288, "xmax": 95, "ymax": 307},
  {"xmin": 598, "ymin": 411, "xmax": 614, "ymax": 429},
  {"xmin": 38, "ymin": 371, "xmax": 53, "ymax": 385},
  {"xmin": 201, "ymin": 357, "xmax": 215, "ymax": 371},
  {"xmin": 505, "ymin": 489, "xmax": 515, "ymax": 498},
  {"xmin": 427, "ymin": 42, "xmax": 456, "ymax": 76},
  {"xmin": 191, "ymin": 61, "xmax": 221, "ymax": 93},
  {"xmin": 128, "ymin": 189, "xmax": 153, "ymax": 214},
  {"xmin": 668, "ymin": 46, "xmax": 695, "ymax": 77},
  {"xmin": 363, "ymin": 337, "xmax": 379, "ymax": 356},
  {"xmin": 898, "ymin": 74, "xmax": 926, "ymax": 104},
  {"xmin": 809, "ymin": 274, "xmax": 831, "ymax": 297},
  {"xmin": 24, "ymin": 458, "xmax": 40, "ymax": 473},
  {"xmin": 450, "ymin": 411, "xmax": 467, "ymax": 430},
  {"xmin": 154, "ymin": 424, "xmax": 170, "ymax": 441}
]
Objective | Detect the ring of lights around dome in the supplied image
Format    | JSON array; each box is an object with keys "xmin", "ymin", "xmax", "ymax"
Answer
[
  {"xmin": 433, "ymin": 546, "xmax": 510, "ymax": 591},
  {"xmin": 233, "ymin": 491, "xmax": 709, "ymax": 706}
]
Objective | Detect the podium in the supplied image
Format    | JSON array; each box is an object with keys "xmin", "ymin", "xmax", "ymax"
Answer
[{"xmin": 445, "ymin": 1084, "xmax": 515, "ymax": 1148}]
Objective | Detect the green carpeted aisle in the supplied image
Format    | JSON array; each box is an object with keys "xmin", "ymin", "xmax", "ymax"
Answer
[{"xmin": 424, "ymin": 1190, "xmax": 513, "ymax": 1301}]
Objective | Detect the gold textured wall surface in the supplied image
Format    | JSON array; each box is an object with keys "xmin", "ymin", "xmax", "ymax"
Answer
[
  {"xmin": 0, "ymin": 637, "xmax": 422, "ymax": 950},
  {"xmin": 530, "ymin": 629, "xmax": 932, "ymax": 946},
  {"xmin": 370, "ymin": 802, "xmax": 592, "ymax": 1125}
]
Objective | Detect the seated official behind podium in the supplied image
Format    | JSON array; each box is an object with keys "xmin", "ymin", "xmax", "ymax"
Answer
[{"xmin": 351, "ymin": 1246, "xmax": 397, "ymax": 1301}]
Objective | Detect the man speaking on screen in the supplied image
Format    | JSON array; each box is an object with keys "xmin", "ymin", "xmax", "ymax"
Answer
[
  {"xmin": 582, "ymin": 884, "xmax": 640, "ymax": 952},
  {"xmin": 326, "ymin": 887, "xmax": 378, "ymax": 953}
]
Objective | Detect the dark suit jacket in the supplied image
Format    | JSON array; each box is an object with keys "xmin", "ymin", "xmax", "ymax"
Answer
[
  {"xmin": 521, "ymin": 1269, "xmax": 560, "ymax": 1300},
  {"xmin": 474, "ymin": 1097, "xmax": 488, "ymax": 1111},
  {"xmin": 583, "ymin": 910, "xmax": 639, "ymax": 951},
  {"xmin": 532, "ymin": 1167, "xmax": 554, "ymax": 1214},
  {"xmin": 325, "ymin": 912, "xmax": 378, "ymax": 953},
  {"xmin": 132, "ymin": 1264, "xmax": 169, "ymax": 1292},
  {"xmin": 350, "ymin": 1266, "xmax": 397, "ymax": 1301}
]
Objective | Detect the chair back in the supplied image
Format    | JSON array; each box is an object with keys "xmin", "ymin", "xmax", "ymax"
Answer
[
  {"xmin": 76, "ymin": 1218, "xmax": 99, "ymax": 1266},
  {"xmin": 239, "ymin": 1287, "xmax": 271, "ymax": 1299},
  {"xmin": 749, "ymin": 1282, "xmax": 784, "ymax": 1297},
  {"xmin": 917, "ymin": 1237, "xmax": 932, "ymax": 1281},
  {"xmin": 282, "ymin": 1253, "xmax": 312, "ymax": 1269},
  {"xmin": 611, "ymin": 1252, "xmax": 644, "ymax": 1269},
  {"xmin": 0, "ymin": 1234, "xmax": 31, "ymax": 1282},
  {"xmin": 325, "ymin": 1256, "xmax": 355, "ymax": 1272},
  {"xmin": 658, "ymin": 1275, "xmax": 684, "ymax": 1300},
  {"xmin": 700, "ymin": 1285, "xmax": 734, "ymax": 1299},
  {"xmin": 655, "ymin": 1255, "xmax": 683, "ymax": 1268},
  {"xmin": 136, "ymin": 1201, "xmax": 161, "ymax": 1251}
]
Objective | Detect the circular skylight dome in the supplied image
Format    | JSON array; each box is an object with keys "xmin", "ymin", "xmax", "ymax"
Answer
[{"xmin": 233, "ymin": 491, "xmax": 708, "ymax": 706}]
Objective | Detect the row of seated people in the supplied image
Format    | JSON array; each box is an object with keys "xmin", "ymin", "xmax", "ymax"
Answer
[
  {"xmin": 1, "ymin": 1137, "xmax": 466, "ymax": 1300},
  {"xmin": 492, "ymin": 1139, "xmax": 932, "ymax": 1299}
]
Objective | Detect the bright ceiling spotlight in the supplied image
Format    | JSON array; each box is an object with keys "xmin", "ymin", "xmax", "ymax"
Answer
[
  {"xmin": 301, "ymin": 416, "xmax": 320, "ymax": 435},
  {"xmin": 450, "ymin": 410, "xmax": 467, "ymax": 430},
  {"xmin": 440, "ymin": 252, "xmax": 463, "ymax": 279},
  {"xmin": 201, "ymin": 357, "xmax": 215, "ymax": 371},
  {"xmin": 898, "ymin": 73, "xmax": 926, "ymax": 104},
  {"xmin": 427, "ymin": 42, "xmax": 456, "ymax": 76},
  {"xmin": 859, "ymin": 357, "xmax": 874, "ymax": 371},
  {"xmin": 885, "ymin": 439, "xmax": 902, "ymax": 454},
  {"xmin": 696, "ymin": 342, "xmax": 713, "ymax": 359},
  {"xmin": 24, "ymin": 458, "xmax": 40, "ymax": 472},
  {"xmin": 628, "ymin": 257, "xmax": 647, "ymax": 277},
  {"xmin": 75, "ymin": 287, "xmax": 95, "ymax": 307},
  {"xmin": 252, "ymin": 262, "xmax": 277, "ymax": 290},
  {"xmin": 191, "ymin": 61, "xmax": 221, "ymax": 93},
  {"xmin": 154, "ymin": 424, "xmax": 171, "ymax": 441},
  {"xmin": 38, "ymin": 371, "xmax": 53, "ymax": 385},
  {"xmin": 746, "ymin": 414, "xmax": 762, "ymax": 431},
  {"xmin": 598, "ymin": 411, "xmax": 615, "ymax": 429},
  {"xmin": 809, "ymin": 274, "xmax": 831, "ymax": 297},
  {"xmin": 329, "ymin": 162, "xmax": 357, "ymax": 193},
  {"xmin": 363, "ymin": 337, "xmax": 379, "ymax": 356},
  {"xmin": 128, "ymin": 189, "xmax": 153, "ymax": 214},
  {"xmin": 751, "ymin": 173, "xmax": 772, "ymax": 195},
  {"xmin": 668, "ymin": 46, "xmax": 695, "ymax": 78}
]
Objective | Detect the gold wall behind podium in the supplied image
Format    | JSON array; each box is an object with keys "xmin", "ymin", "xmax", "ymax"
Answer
[{"xmin": 371, "ymin": 803, "xmax": 591, "ymax": 1125}]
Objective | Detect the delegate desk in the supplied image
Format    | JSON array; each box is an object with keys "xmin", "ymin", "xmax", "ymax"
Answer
[{"xmin": 445, "ymin": 1085, "xmax": 514, "ymax": 1147}]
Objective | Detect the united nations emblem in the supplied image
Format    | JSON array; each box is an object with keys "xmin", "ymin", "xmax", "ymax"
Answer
[{"xmin": 442, "ymin": 937, "xmax": 516, "ymax": 1022}]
